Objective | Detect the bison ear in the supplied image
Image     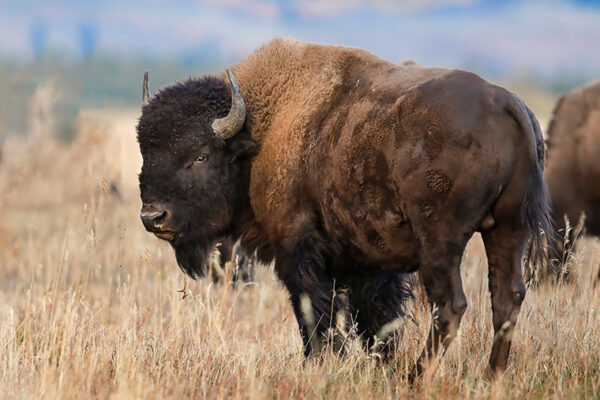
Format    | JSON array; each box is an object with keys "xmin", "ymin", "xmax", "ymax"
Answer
[{"xmin": 227, "ymin": 137, "xmax": 258, "ymax": 163}]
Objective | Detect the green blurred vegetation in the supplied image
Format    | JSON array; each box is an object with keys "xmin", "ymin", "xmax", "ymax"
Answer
[{"xmin": 0, "ymin": 53, "xmax": 218, "ymax": 142}]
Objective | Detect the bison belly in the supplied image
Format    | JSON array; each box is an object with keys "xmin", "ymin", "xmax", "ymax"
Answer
[{"xmin": 320, "ymin": 183, "xmax": 421, "ymax": 272}]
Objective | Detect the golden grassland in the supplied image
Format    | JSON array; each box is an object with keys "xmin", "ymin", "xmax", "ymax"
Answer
[{"xmin": 1, "ymin": 99, "xmax": 600, "ymax": 399}]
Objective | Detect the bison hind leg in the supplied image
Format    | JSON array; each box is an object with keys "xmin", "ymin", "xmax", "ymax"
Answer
[{"xmin": 482, "ymin": 223, "xmax": 529, "ymax": 376}]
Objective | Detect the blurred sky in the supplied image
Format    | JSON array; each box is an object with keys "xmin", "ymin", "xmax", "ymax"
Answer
[{"xmin": 1, "ymin": 0, "xmax": 599, "ymax": 78}]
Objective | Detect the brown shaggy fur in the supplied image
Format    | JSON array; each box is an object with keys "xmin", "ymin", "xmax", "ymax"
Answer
[
  {"xmin": 232, "ymin": 39, "xmax": 549, "ymax": 267},
  {"xmin": 232, "ymin": 40, "xmax": 455, "ymax": 248},
  {"xmin": 230, "ymin": 39, "xmax": 551, "ymax": 375}
]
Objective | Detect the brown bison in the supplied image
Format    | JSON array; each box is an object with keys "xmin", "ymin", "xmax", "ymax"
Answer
[
  {"xmin": 137, "ymin": 39, "xmax": 551, "ymax": 377},
  {"xmin": 545, "ymin": 80, "xmax": 600, "ymax": 240}
]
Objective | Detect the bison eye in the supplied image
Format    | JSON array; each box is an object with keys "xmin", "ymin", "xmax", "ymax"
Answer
[{"xmin": 195, "ymin": 155, "xmax": 207, "ymax": 164}]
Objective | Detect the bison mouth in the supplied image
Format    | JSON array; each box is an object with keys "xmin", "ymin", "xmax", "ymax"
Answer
[
  {"xmin": 142, "ymin": 220, "xmax": 181, "ymax": 242},
  {"xmin": 171, "ymin": 238, "xmax": 212, "ymax": 279},
  {"xmin": 153, "ymin": 230, "xmax": 177, "ymax": 241}
]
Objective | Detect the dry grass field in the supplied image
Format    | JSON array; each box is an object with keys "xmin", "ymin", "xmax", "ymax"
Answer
[{"xmin": 1, "ymin": 96, "xmax": 600, "ymax": 399}]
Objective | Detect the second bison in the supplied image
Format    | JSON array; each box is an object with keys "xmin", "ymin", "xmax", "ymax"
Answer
[
  {"xmin": 545, "ymin": 80, "xmax": 600, "ymax": 238},
  {"xmin": 137, "ymin": 39, "xmax": 551, "ymax": 377}
]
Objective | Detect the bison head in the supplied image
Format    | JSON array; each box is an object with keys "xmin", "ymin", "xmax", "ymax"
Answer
[{"xmin": 137, "ymin": 70, "xmax": 257, "ymax": 278}]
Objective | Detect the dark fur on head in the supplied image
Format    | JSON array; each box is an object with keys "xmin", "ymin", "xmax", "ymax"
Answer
[{"xmin": 137, "ymin": 76, "xmax": 257, "ymax": 278}]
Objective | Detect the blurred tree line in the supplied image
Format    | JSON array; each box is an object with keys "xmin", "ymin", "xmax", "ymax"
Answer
[
  {"xmin": 0, "ymin": 51, "xmax": 591, "ymax": 144},
  {"xmin": 0, "ymin": 53, "xmax": 219, "ymax": 142}
]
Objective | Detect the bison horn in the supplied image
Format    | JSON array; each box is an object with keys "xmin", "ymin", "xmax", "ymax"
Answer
[
  {"xmin": 212, "ymin": 69, "xmax": 246, "ymax": 139},
  {"xmin": 142, "ymin": 71, "xmax": 150, "ymax": 105}
]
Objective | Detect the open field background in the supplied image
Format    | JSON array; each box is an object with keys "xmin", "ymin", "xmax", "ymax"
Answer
[{"xmin": 0, "ymin": 83, "xmax": 600, "ymax": 399}]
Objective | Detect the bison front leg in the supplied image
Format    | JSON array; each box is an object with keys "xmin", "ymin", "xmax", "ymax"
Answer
[
  {"xmin": 482, "ymin": 224, "xmax": 528, "ymax": 376},
  {"xmin": 275, "ymin": 235, "xmax": 348, "ymax": 356},
  {"xmin": 413, "ymin": 249, "xmax": 467, "ymax": 379},
  {"xmin": 347, "ymin": 272, "xmax": 412, "ymax": 359}
]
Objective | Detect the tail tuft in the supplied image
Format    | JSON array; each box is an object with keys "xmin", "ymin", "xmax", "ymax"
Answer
[
  {"xmin": 522, "ymin": 161, "xmax": 559, "ymax": 285},
  {"xmin": 519, "ymin": 105, "xmax": 560, "ymax": 284}
]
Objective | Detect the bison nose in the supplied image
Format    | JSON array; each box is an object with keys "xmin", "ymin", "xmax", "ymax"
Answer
[{"xmin": 140, "ymin": 204, "xmax": 167, "ymax": 231}]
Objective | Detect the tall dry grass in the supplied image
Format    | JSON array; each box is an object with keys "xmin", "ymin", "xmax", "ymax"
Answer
[{"xmin": 1, "ymin": 98, "xmax": 599, "ymax": 399}]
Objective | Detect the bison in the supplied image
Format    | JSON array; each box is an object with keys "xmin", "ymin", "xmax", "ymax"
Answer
[
  {"xmin": 137, "ymin": 39, "xmax": 551, "ymax": 377},
  {"xmin": 545, "ymin": 80, "xmax": 600, "ymax": 244}
]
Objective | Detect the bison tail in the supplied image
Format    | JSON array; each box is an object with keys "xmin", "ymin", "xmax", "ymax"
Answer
[
  {"xmin": 510, "ymin": 96, "xmax": 560, "ymax": 284},
  {"xmin": 522, "ymin": 151, "xmax": 559, "ymax": 284}
]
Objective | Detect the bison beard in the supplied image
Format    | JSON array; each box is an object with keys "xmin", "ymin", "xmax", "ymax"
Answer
[
  {"xmin": 137, "ymin": 38, "xmax": 554, "ymax": 381},
  {"xmin": 172, "ymin": 238, "xmax": 212, "ymax": 279},
  {"xmin": 171, "ymin": 234, "xmax": 255, "ymax": 283}
]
